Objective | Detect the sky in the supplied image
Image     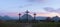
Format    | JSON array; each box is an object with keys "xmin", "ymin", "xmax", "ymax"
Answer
[{"xmin": 0, "ymin": 0, "xmax": 60, "ymax": 17}]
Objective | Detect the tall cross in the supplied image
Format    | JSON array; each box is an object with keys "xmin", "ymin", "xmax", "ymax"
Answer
[
  {"xmin": 25, "ymin": 10, "xmax": 29, "ymax": 22},
  {"xmin": 26, "ymin": 10, "xmax": 29, "ymax": 14}
]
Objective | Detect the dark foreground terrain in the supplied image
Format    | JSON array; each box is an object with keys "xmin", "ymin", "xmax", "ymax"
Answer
[{"xmin": 0, "ymin": 22, "xmax": 60, "ymax": 27}]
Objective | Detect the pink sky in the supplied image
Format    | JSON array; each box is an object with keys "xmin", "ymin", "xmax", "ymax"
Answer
[{"xmin": 0, "ymin": 12, "xmax": 60, "ymax": 17}]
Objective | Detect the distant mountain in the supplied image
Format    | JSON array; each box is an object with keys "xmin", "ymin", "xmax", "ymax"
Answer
[
  {"xmin": 36, "ymin": 16, "xmax": 47, "ymax": 20},
  {"xmin": 0, "ymin": 16, "xmax": 18, "ymax": 21},
  {"xmin": 0, "ymin": 15, "xmax": 48, "ymax": 21},
  {"xmin": 0, "ymin": 15, "xmax": 60, "ymax": 22}
]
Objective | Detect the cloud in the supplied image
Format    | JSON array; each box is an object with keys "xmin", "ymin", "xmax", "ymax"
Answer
[
  {"xmin": 27, "ymin": 0, "xmax": 35, "ymax": 2},
  {"xmin": 27, "ymin": 0, "xmax": 46, "ymax": 3},
  {"xmin": 55, "ymin": 8, "xmax": 60, "ymax": 13},
  {"xmin": 44, "ymin": 7, "xmax": 55, "ymax": 12},
  {"xmin": 44, "ymin": 7, "xmax": 60, "ymax": 13}
]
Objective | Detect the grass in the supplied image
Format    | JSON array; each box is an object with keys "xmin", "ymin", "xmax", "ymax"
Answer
[
  {"xmin": 0, "ymin": 22, "xmax": 60, "ymax": 27},
  {"xmin": 32, "ymin": 22, "xmax": 60, "ymax": 27}
]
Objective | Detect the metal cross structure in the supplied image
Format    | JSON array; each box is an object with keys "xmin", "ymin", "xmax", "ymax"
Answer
[
  {"xmin": 18, "ymin": 13, "xmax": 21, "ymax": 22},
  {"xmin": 33, "ymin": 13, "xmax": 36, "ymax": 23},
  {"xmin": 25, "ymin": 10, "xmax": 29, "ymax": 23},
  {"xmin": 26, "ymin": 10, "xmax": 29, "ymax": 14},
  {"xmin": 34, "ymin": 13, "xmax": 36, "ymax": 20}
]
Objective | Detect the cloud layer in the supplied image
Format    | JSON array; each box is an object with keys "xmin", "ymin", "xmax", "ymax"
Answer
[{"xmin": 44, "ymin": 7, "xmax": 60, "ymax": 13}]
